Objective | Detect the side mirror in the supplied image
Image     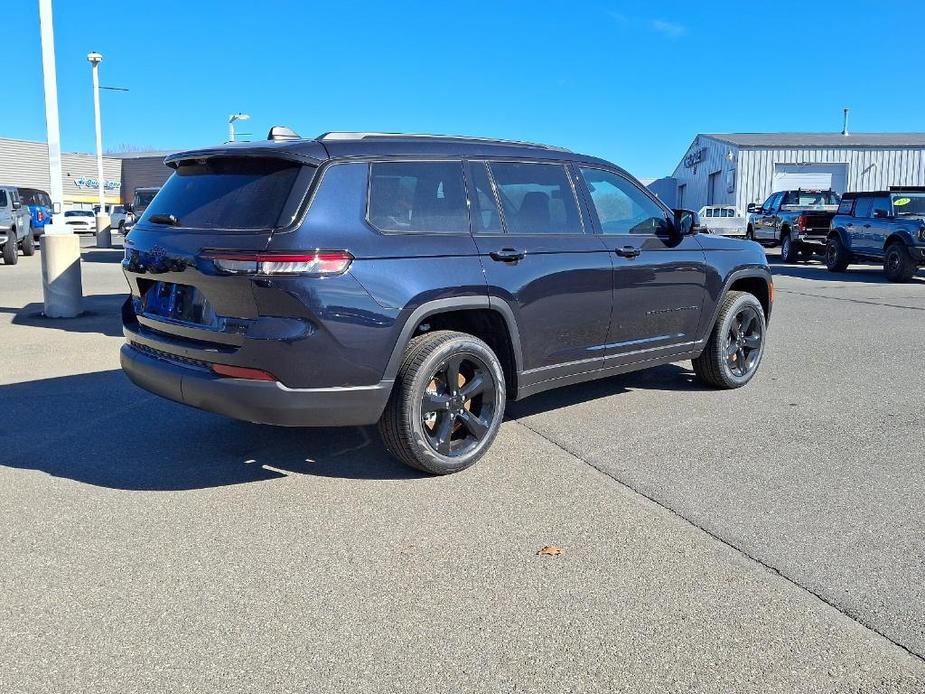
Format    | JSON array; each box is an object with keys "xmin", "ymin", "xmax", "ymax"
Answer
[
  {"xmin": 124, "ymin": 203, "xmax": 133, "ymax": 213},
  {"xmin": 746, "ymin": 203, "xmax": 758, "ymax": 214},
  {"xmin": 673, "ymin": 208, "xmax": 701, "ymax": 235},
  {"xmin": 12, "ymin": 200, "xmax": 21, "ymax": 210}
]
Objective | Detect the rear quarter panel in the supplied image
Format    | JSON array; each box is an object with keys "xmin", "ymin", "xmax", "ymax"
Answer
[{"xmin": 265, "ymin": 160, "xmax": 488, "ymax": 384}]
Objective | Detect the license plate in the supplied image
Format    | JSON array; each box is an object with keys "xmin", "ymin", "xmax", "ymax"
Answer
[{"xmin": 143, "ymin": 282, "xmax": 213, "ymax": 324}]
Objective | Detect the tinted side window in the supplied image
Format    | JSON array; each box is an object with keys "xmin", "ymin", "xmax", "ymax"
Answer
[
  {"xmin": 489, "ymin": 162, "xmax": 582, "ymax": 234},
  {"xmin": 368, "ymin": 161, "xmax": 468, "ymax": 233},
  {"xmin": 761, "ymin": 193, "xmax": 777, "ymax": 210},
  {"xmin": 871, "ymin": 196, "xmax": 892, "ymax": 217},
  {"xmin": 854, "ymin": 197, "xmax": 874, "ymax": 218},
  {"xmin": 469, "ymin": 163, "xmax": 502, "ymax": 233},
  {"xmin": 836, "ymin": 198, "xmax": 855, "ymax": 215},
  {"xmin": 0, "ymin": 190, "xmax": 6, "ymax": 207},
  {"xmin": 579, "ymin": 167, "xmax": 670, "ymax": 235}
]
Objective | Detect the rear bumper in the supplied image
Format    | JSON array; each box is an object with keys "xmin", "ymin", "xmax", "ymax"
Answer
[
  {"xmin": 796, "ymin": 233, "xmax": 828, "ymax": 248},
  {"xmin": 120, "ymin": 343, "xmax": 392, "ymax": 427}
]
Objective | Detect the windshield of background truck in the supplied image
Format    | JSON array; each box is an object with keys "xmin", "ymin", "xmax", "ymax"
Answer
[
  {"xmin": 133, "ymin": 190, "xmax": 158, "ymax": 210},
  {"xmin": 891, "ymin": 194, "xmax": 925, "ymax": 217},
  {"xmin": 783, "ymin": 191, "xmax": 840, "ymax": 206}
]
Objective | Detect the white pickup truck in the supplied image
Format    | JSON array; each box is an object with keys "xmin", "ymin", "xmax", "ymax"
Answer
[
  {"xmin": 698, "ymin": 205, "xmax": 747, "ymax": 237},
  {"xmin": 0, "ymin": 184, "xmax": 34, "ymax": 265}
]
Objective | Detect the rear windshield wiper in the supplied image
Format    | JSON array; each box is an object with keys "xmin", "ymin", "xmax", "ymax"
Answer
[{"xmin": 148, "ymin": 213, "xmax": 180, "ymax": 226}]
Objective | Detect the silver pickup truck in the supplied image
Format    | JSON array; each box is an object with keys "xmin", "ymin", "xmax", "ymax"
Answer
[{"xmin": 0, "ymin": 184, "xmax": 34, "ymax": 265}]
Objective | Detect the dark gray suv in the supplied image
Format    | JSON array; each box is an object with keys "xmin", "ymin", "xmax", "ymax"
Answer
[{"xmin": 121, "ymin": 130, "xmax": 773, "ymax": 474}]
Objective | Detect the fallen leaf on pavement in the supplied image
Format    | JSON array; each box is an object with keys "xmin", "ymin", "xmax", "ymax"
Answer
[{"xmin": 536, "ymin": 545, "xmax": 563, "ymax": 556}]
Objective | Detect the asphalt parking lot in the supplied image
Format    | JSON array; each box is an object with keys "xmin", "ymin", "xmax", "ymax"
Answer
[{"xmin": 1, "ymin": 238, "xmax": 924, "ymax": 693}]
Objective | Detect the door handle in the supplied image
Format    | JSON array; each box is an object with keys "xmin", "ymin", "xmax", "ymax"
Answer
[
  {"xmin": 615, "ymin": 245, "xmax": 641, "ymax": 258},
  {"xmin": 489, "ymin": 248, "xmax": 526, "ymax": 263}
]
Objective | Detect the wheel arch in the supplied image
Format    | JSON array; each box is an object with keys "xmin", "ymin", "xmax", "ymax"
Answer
[
  {"xmin": 884, "ymin": 231, "xmax": 914, "ymax": 252},
  {"xmin": 700, "ymin": 268, "xmax": 773, "ymax": 345},
  {"xmin": 382, "ymin": 297, "xmax": 523, "ymax": 398}
]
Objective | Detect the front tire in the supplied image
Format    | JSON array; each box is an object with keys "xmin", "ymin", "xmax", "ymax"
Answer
[
  {"xmin": 378, "ymin": 330, "xmax": 506, "ymax": 475},
  {"xmin": 883, "ymin": 242, "xmax": 917, "ymax": 283},
  {"xmin": 745, "ymin": 225, "xmax": 754, "ymax": 241},
  {"xmin": 825, "ymin": 235, "xmax": 851, "ymax": 272},
  {"xmin": 780, "ymin": 233, "xmax": 799, "ymax": 263},
  {"xmin": 692, "ymin": 291, "xmax": 766, "ymax": 389},
  {"xmin": 2, "ymin": 230, "xmax": 18, "ymax": 265}
]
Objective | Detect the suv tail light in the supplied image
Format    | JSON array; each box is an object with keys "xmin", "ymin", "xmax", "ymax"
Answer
[{"xmin": 203, "ymin": 250, "xmax": 353, "ymax": 276}]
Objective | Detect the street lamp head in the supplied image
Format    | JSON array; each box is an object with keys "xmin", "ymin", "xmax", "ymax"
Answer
[
  {"xmin": 229, "ymin": 112, "xmax": 251, "ymax": 123},
  {"xmin": 87, "ymin": 51, "xmax": 103, "ymax": 65}
]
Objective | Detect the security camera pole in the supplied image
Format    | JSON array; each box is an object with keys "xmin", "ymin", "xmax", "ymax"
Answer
[
  {"xmin": 228, "ymin": 112, "xmax": 250, "ymax": 143},
  {"xmin": 38, "ymin": 0, "xmax": 83, "ymax": 317},
  {"xmin": 88, "ymin": 51, "xmax": 111, "ymax": 248}
]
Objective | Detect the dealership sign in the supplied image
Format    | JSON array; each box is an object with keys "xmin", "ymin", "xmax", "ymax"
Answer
[{"xmin": 73, "ymin": 176, "xmax": 121, "ymax": 191}]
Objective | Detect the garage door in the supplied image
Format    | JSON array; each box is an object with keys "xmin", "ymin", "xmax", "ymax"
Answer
[{"xmin": 772, "ymin": 164, "xmax": 847, "ymax": 194}]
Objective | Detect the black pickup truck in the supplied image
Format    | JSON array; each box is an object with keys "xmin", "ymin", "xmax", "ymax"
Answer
[{"xmin": 746, "ymin": 189, "xmax": 841, "ymax": 262}]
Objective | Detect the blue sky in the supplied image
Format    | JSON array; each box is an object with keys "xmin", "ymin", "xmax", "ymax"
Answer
[{"xmin": 8, "ymin": 1, "xmax": 923, "ymax": 177}]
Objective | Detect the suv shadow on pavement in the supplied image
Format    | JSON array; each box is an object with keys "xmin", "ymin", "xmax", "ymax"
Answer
[
  {"xmin": 1, "ymin": 364, "xmax": 700, "ymax": 490},
  {"xmin": 0, "ymin": 370, "xmax": 424, "ymax": 490},
  {"xmin": 1, "ymin": 294, "xmax": 127, "ymax": 338}
]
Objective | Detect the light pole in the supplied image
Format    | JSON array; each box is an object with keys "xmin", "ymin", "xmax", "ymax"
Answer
[
  {"xmin": 87, "ymin": 51, "xmax": 110, "ymax": 248},
  {"xmin": 228, "ymin": 112, "xmax": 250, "ymax": 143},
  {"xmin": 38, "ymin": 0, "xmax": 83, "ymax": 318}
]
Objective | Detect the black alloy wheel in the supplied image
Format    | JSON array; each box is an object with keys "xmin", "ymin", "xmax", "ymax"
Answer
[
  {"xmin": 420, "ymin": 354, "xmax": 496, "ymax": 458},
  {"xmin": 723, "ymin": 306, "xmax": 763, "ymax": 378}
]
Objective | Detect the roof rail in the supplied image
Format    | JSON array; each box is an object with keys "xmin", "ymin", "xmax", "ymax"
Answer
[{"xmin": 315, "ymin": 131, "xmax": 571, "ymax": 152}]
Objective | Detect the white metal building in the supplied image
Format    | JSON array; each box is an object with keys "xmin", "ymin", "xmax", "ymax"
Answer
[{"xmin": 668, "ymin": 133, "xmax": 925, "ymax": 213}]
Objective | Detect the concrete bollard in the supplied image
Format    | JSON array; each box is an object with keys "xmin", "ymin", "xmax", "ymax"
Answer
[
  {"xmin": 41, "ymin": 227, "xmax": 83, "ymax": 318},
  {"xmin": 95, "ymin": 212, "xmax": 111, "ymax": 248}
]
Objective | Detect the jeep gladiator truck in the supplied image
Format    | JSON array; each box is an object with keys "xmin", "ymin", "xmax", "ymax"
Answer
[
  {"xmin": 0, "ymin": 184, "xmax": 35, "ymax": 265},
  {"xmin": 746, "ymin": 189, "xmax": 840, "ymax": 262}
]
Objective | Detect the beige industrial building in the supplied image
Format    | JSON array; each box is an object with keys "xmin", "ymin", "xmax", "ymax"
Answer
[{"xmin": 0, "ymin": 136, "xmax": 176, "ymax": 207}]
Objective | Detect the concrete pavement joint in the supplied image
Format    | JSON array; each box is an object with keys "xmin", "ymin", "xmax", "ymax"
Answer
[
  {"xmin": 511, "ymin": 417, "xmax": 925, "ymax": 666},
  {"xmin": 776, "ymin": 288, "xmax": 925, "ymax": 312}
]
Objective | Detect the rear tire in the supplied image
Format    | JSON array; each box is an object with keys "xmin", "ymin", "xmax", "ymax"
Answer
[
  {"xmin": 3, "ymin": 230, "xmax": 18, "ymax": 265},
  {"xmin": 378, "ymin": 330, "xmax": 506, "ymax": 475},
  {"xmin": 21, "ymin": 228, "xmax": 35, "ymax": 256},
  {"xmin": 780, "ymin": 233, "xmax": 799, "ymax": 263},
  {"xmin": 825, "ymin": 235, "xmax": 851, "ymax": 272},
  {"xmin": 883, "ymin": 242, "xmax": 917, "ymax": 283},
  {"xmin": 692, "ymin": 291, "xmax": 766, "ymax": 389}
]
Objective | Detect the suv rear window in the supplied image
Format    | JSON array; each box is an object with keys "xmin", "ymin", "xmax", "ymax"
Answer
[
  {"xmin": 140, "ymin": 158, "xmax": 303, "ymax": 230},
  {"xmin": 490, "ymin": 162, "xmax": 583, "ymax": 234},
  {"xmin": 367, "ymin": 161, "xmax": 469, "ymax": 233}
]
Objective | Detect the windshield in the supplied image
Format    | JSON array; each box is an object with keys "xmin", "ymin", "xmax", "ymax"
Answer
[
  {"xmin": 133, "ymin": 190, "xmax": 159, "ymax": 209},
  {"xmin": 65, "ymin": 210, "xmax": 94, "ymax": 217},
  {"xmin": 891, "ymin": 193, "xmax": 925, "ymax": 216},
  {"xmin": 17, "ymin": 188, "xmax": 52, "ymax": 208},
  {"xmin": 783, "ymin": 191, "xmax": 840, "ymax": 206},
  {"xmin": 139, "ymin": 158, "xmax": 303, "ymax": 230}
]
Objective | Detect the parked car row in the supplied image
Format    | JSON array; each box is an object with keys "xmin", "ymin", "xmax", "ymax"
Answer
[
  {"xmin": 0, "ymin": 185, "xmax": 35, "ymax": 265},
  {"xmin": 744, "ymin": 187, "xmax": 925, "ymax": 281}
]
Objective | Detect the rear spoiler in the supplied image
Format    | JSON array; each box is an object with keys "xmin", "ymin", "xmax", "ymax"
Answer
[{"xmin": 164, "ymin": 141, "xmax": 326, "ymax": 169}]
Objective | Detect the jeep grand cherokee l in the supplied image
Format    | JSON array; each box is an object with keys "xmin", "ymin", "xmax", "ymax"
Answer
[{"xmin": 121, "ymin": 129, "xmax": 773, "ymax": 474}]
